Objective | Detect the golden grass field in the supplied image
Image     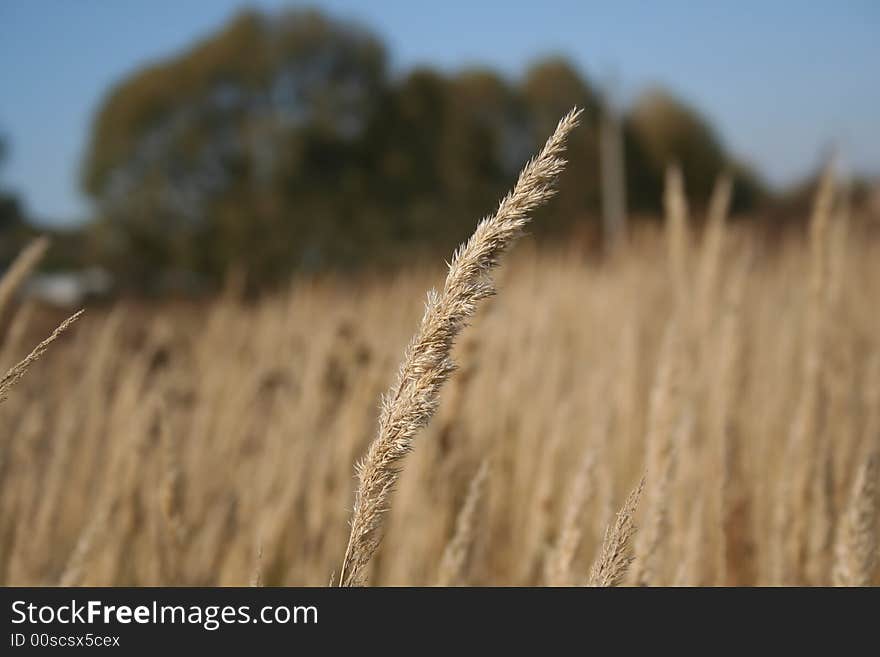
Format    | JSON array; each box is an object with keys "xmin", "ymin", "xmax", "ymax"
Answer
[{"xmin": 0, "ymin": 114, "xmax": 878, "ymax": 587}]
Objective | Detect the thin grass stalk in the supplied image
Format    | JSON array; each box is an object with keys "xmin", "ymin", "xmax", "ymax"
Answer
[
  {"xmin": 338, "ymin": 109, "xmax": 582, "ymax": 586},
  {"xmin": 0, "ymin": 237, "xmax": 49, "ymax": 321},
  {"xmin": 436, "ymin": 460, "xmax": 489, "ymax": 586},
  {"xmin": 0, "ymin": 310, "xmax": 83, "ymax": 403},
  {"xmin": 588, "ymin": 476, "xmax": 645, "ymax": 587}
]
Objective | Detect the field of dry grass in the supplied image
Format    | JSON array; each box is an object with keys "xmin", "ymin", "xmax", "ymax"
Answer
[{"xmin": 0, "ymin": 115, "xmax": 878, "ymax": 587}]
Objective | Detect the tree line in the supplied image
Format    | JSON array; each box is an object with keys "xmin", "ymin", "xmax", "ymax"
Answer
[{"xmin": 11, "ymin": 8, "xmax": 773, "ymax": 292}]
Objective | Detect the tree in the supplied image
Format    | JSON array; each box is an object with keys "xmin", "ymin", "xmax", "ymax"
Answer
[
  {"xmin": 521, "ymin": 58, "xmax": 602, "ymax": 235},
  {"xmin": 80, "ymin": 8, "xmax": 767, "ymax": 292},
  {"xmin": 83, "ymin": 8, "xmax": 388, "ymax": 289},
  {"xmin": 0, "ymin": 135, "xmax": 35, "ymax": 265},
  {"xmin": 626, "ymin": 88, "xmax": 764, "ymax": 214}
]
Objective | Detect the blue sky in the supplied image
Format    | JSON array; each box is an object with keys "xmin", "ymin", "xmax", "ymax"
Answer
[{"xmin": 1, "ymin": 0, "xmax": 878, "ymax": 225}]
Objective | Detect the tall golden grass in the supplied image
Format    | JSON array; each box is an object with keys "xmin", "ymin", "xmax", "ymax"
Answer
[{"xmin": 0, "ymin": 116, "xmax": 878, "ymax": 586}]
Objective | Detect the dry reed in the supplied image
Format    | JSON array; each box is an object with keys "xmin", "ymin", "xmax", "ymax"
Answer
[
  {"xmin": 0, "ymin": 236, "xmax": 49, "ymax": 320},
  {"xmin": 338, "ymin": 108, "xmax": 582, "ymax": 586},
  {"xmin": 588, "ymin": 477, "xmax": 645, "ymax": 587},
  {"xmin": 0, "ymin": 153, "xmax": 876, "ymax": 587},
  {"xmin": 0, "ymin": 310, "xmax": 83, "ymax": 403},
  {"xmin": 436, "ymin": 460, "xmax": 489, "ymax": 586},
  {"xmin": 832, "ymin": 453, "xmax": 878, "ymax": 586}
]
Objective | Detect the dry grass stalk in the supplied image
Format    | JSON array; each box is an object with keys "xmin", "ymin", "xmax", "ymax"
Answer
[
  {"xmin": 629, "ymin": 321, "xmax": 683, "ymax": 585},
  {"xmin": 695, "ymin": 173, "xmax": 732, "ymax": 333},
  {"xmin": 809, "ymin": 192, "xmax": 853, "ymax": 585},
  {"xmin": 436, "ymin": 460, "xmax": 489, "ymax": 586},
  {"xmin": 645, "ymin": 321, "xmax": 685, "ymax": 464},
  {"xmin": 0, "ymin": 310, "xmax": 83, "ymax": 403},
  {"xmin": 0, "ymin": 302, "xmax": 35, "ymax": 370},
  {"xmin": 250, "ymin": 540, "xmax": 264, "ymax": 587},
  {"xmin": 664, "ymin": 164, "xmax": 691, "ymax": 304},
  {"xmin": 545, "ymin": 451, "xmax": 596, "ymax": 586},
  {"xmin": 772, "ymin": 163, "xmax": 835, "ymax": 585},
  {"xmin": 832, "ymin": 453, "xmax": 878, "ymax": 586},
  {"xmin": 715, "ymin": 258, "xmax": 755, "ymax": 585},
  {"xmin": 0, "ymin": 236, "xmax": 49, "ymax": 320},
  {"xmin": 588, "ymin": 476, "xmax": 645, "ymax": 587},
  {"xmin": 156, "ymin": 405, "xmax": 187, "ymax": 584},
  {"xmin": 673, "ymin": 493, "xmax": 706, "ymax": 586},
  {"xmin": 338, "ymin": 108, "xmax": 582, "ymax": 586},
  {"xmin": 58, "ymin": 501, "xmax": 110, "ymax": 586},
  {"xmin": 1, "ymin": 156, "xmax": 878, "ymax": 587},
  {"xmin": 861, "ymin": 354, "xmax": 880, "ymax": 462},
  {"xmin": 631, "ymin": 414, "xmax": 688, "ymax": 586}
]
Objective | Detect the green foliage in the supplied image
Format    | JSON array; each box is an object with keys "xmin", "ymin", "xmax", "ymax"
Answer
[
  {"xmin": 80, "ymin": 8, "xmax": 766, "ymax": 292},
  {"xmin": 0, "ymin": 134, "xmax": 37, "ymax": 265},
  {"xmin": 522, "ymin": 58, "xmax": 602, "ymax": 232},
  {"xmin": 627, "ymin": 88, "xmax": 766, "ymax": 213}
]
